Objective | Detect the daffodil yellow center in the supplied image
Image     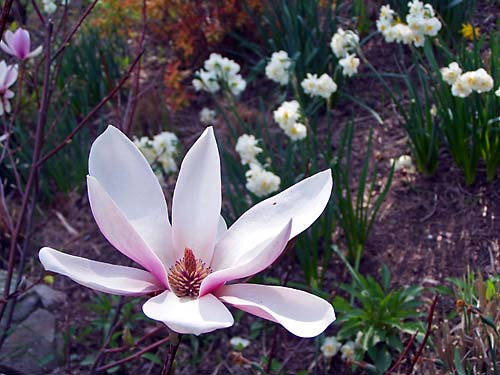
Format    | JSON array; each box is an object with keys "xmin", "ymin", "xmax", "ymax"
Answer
[{"xmin": 167, "ymin": 248, "xmax": 211, "ymax": 298}]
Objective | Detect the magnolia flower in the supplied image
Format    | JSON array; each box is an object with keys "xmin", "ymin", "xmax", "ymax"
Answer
[
  {"xmin": 39, "ymin": 126, "xmax": 335, "ymax": 337},
  {"xmin": 339, "ymin": 54, "xmax": 360, "ymax": 77},
  {"xmin": 245, "ymin": 163, "xmax": 281, "ymax": 197},
  {"xmin": 321, "ymin": 336, "xmax": 341, "ymax": 358},
  {"xmin": 0, "ymin": 61, "xmax": 18, "ymax": 116},
  {"xmin": 235, "ymin": 134, "xmax": 262, "ymax": 165},
  {"xmin": 0, "ymin": 28, "xmax": 42, "ymax": 60},
  {"xmin": 495, "ymin": 87, "xmax": 500, "ymax": 97}
]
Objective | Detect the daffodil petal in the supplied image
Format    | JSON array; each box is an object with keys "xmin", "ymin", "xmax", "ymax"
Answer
[
  {"xmin": 212, "ymin": 169, "xmax": 332, "ymax": 270},
  {"xmin": 200, "ymin": 220, "xmax": 291, "ymax": 296},
  {"xmin": 172, "ymin": 127, "xmax": 221, "ymax": 264},
  {"xmin": 39, "ymin": 247, "xmax": 162, "ymax": 295},
  {"xmin": 216, "ymin": 284, "xmax": 335, "ymax": 338},
  {"xmin": 142, "ymin": 291, "xmax": 233, "ymax": 335},
  {"xmin": 88, "ymin": 125, "xmax": 173, "ymax": 267}
]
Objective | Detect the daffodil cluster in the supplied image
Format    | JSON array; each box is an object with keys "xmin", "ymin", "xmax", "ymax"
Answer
[
  {"xmin": 235, "ymin": 134, "xmax": 281, "ymax": 197},
  {"xmin": 273, "ymin": 100, "xmax": 307, "ymax": 141},
  {"xmin": 330, "ymin": 28, "xmax": 361, "ymax": 77},
  {"xmin": 265, "ymin": 50, "xmax": 292, "ymax": 86},
  {"xmin": 133, "ymin": 131, "xmax": 179, "ymax": 182},
  {"xmin": 377, "ymin": 1, "xmax": 441, "ymax": 47},
  {"xmin": 301, "ymin": 73, "xmax": 338, "ymax": 100},
  {"xmin": 193, "ymin": 53, "xmax": 246, "ymax": 96},
  {"xmin": 320, "ymin": 333, "xmax": 363, "ymax": 362},
  {"xmin": 440, "ymin": 62, "xmax": 494, "ymax": 98}
]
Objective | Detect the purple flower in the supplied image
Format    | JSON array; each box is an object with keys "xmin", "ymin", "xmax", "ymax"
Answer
[{"xmin": 0, "ymin": 28, "xmax": 42, "ymax": 60}]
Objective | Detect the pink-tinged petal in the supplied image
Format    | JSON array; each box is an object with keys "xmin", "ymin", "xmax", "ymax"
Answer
[
  {"xmin": 39, "ymin": 247, "xmax": 163, "ymax": 296},
  {"xmin": 216, "ymin": 215, "xmax": 227, "ymax": 242},
  {"xmin": 89, "ymin": 125, "xmax": 173, "ymax": 267},
  {"xmin": 4, "ymin": 90, "xmax": 14, "ymax": 99},
  {"xmin": 4, "ymin": 64, "xmax": 18, "ymax": 88},
  {"xmin": 172, "ymin": 127, "xmax": 221, "ymax": 264},
  {"xmin": 212, "ymin": 170, "xmax": 332, "ymax": 270},
  {"xmin": 12, "ymin": 28, "xmax": 30, "ymax": 58},
  {"xmin": 0, "ymin": 61, "xmax": 7, "ymax": 86},
  {"xmin": 4, "ymin": 31, "xmax": 14, "ymax": 48},
  {"xmin": 4, "ymin": 98, "xmax": 11, "ymax": 114},
  {"xmin": 87, "ymin": 176, "xmax": 169, "ymax": 286},
  {"xmin": 216, "ymin": 284, "xmax": 335, "ymax": 338},
  {"xmin": 27, "ymin": 45, "xmax": 43, "ymax": 59},
  {"xmin": 200, "ymin": 220, "xmax": 291, "ymax": 296},
  {"xmin": 0, "ymin": 40, "xmax": 14, "ymax": 56},
  {"xmin": 142, "ymin": 291, "xmax": 233, "ymax": 335}
]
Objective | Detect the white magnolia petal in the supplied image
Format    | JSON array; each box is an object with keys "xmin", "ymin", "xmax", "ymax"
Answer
[
  {"xmin": 216, "ymin": 215, "xmax": 227, "ymax": 242},
  {"xmin": 200, "ymin": 220, "xmax": 291, "ymax": 296},
  {"xmin": 212, "ymin": 170, "xmax": 332, "ymax": 270},
  {"xmin": 172, "ymin": 127, "xmax": 221, "ymax": 263},
  {"xmin": 0, "ymin": 40, "xmax": 13, "ymax": 56},
  {"xmin": 88, "ymin": 125, "xmax": 173, "ymax": 265},
  {"xmin": 142, "ymin": 291, "xmax": 233, "ymax": 335},
  {"xmin": 39, "ymin": 247, "xmax": 162, "ymax": 295},
  {"xmin": 87, "ymin": 176, "xmax": 169, "ymax": 286},
  {"xmin": 216, "ymin": 284, "xmax": 335, "ymax": 338},
  {"xmin": 26, "ymin": 45, "xmax": 43, "ymax": 59}
]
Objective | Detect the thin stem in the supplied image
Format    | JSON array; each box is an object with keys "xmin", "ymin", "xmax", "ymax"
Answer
[
  {"xmin": 405, "ymin": 295, "xmax": 438, "ymax": 375},
  {"xmin": 37, "ymin": 50, "xmax": 143, "ymax": 166},
  {"xmin": 0, "ymin": 22, "xmax": 53, "ymax": 334},
  {"xmin": 161, "ymin": 332, "xmax": 182, "ymax": 375},
  {"xmin": 0, "ymin": 0, "xmax": 14, "ymax": 38},
  {"xmin": 96, "ymin": 336, "xmax": 170, "ymax": 373}
]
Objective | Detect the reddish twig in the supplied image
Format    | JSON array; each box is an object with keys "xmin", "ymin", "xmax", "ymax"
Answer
[
  {"xmin": 51, "ymin": 0, "xmax": 99, "ymax": 62},
  {"xmin": 385, "ymin": 330, "xmax": 419, "ymax": 374},
  {"xmin": 103, "ymin": 326, "xmax": 165, "ymax": 354},
  {"xmin": 122, "ymin": 0, "xmax": 146, "ymax": 135},
  {"xmin": 90, "ymin": 298, "xmax": 125, "ymax": 374},
  {"xmin": 0, "ymin": 22, "xmax": 53, "ymax": 330},
  {"xmin": 95, "ymin": 336, "xmax": 171, "ymax": 373},
  {"xmin": 0, "ymin": 0, "xmax": 14, "ymax": 38},
  {"xmin": 30, "ymin": 0, "xmax": 45, "ymax": 25},
  {"xmin": 405, "ymin": 295, "xmax": 438, "ymax": 375},
  {"xmin": 37, "ymin": 50, "xmax": 144, "ymax": 166}
]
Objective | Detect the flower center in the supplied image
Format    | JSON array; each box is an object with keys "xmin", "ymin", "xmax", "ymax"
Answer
[{"xmin": 167, "ymin": 248, "xmax": 211, "ymax": 298}]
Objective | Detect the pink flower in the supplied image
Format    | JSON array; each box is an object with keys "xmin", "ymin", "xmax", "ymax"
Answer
[
  {"xmin": 0, "ymin": 28, "xmax": 42, "ymax": 60},
  {"xmin": 0, "ymin": 61, "xmax": 17, "ymax": 116},
  {"xmin": 39, "ymin": 126, "xmax": 335, "ymax": 337}
]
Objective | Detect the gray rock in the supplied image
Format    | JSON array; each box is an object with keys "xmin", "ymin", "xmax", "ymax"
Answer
[
  {"xmin": 12, "ymin": 293, "xmax": 40, "ymax": 323},
  {"xmin": 0, "ymin": 309, "xmax": 62, "ymax": 375},
  {"xmin": 32, "ymin": 284, "xmax": 66, "ymax": 309}
]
